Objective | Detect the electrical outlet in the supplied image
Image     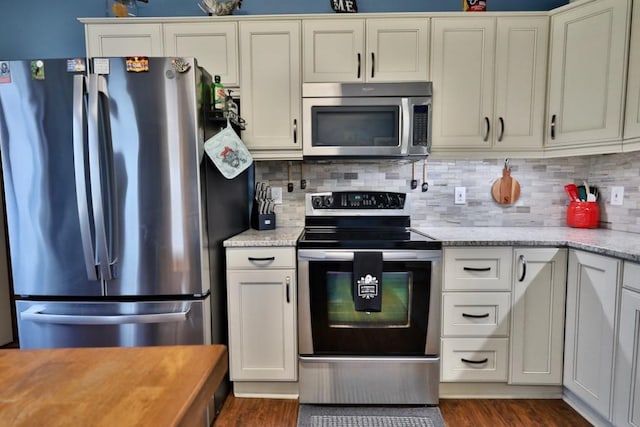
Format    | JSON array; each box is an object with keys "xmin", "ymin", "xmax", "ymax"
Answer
[
  {"xmin": 271, "ymin": 187, "xmax": 283, "ymax": 204},
  {"xmin": 454, "ymin": 187, "xmax": 466, "ymax": 205},
  {"xmin": 611, "ymin": 186, "xmax": 624, "ymax": 206}
]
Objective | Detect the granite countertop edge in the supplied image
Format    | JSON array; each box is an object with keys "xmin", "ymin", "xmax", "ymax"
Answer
[{"xmin": 223, "ymin": 226, "xmax": 640, "ymax": 263}]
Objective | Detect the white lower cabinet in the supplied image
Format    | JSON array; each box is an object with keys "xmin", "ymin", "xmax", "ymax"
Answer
[
  {"xmin": 613, "ymin": 262, "xmax": 640, "ymax": 427},
  {"xmin": 564, "ymin": 249, "xmax": 621, "ymax": 422},
  {"xmin": 509, "ymin": 248, "xmax": 566, "ymax": 385},
  {"xmin": 226, "ymin": 247, "xmax": 297, "ymax": 382}
]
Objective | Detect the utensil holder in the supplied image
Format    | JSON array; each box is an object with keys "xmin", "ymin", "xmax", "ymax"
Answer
[
  {"xmin": 251, "ymin": 201, "xmax": 276, "ymax": 230},
  {"xmin": 567, "ymin": 201, "xmax": 600, "ymax": 228}
]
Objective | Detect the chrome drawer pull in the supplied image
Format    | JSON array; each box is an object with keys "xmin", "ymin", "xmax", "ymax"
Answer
[
  {"xmin": 462, "ymin": 313, "xmax": 490, "ymax": 319},
  {"xmin": 461, "ymin": 357, "xmax": 489, "ymax": 365}
]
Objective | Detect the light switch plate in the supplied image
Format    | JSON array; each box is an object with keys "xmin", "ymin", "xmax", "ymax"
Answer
[
  {"xmin": 611, "ymin": 186, "xmax": 624, "ymax": 206},
  {"xmin": 454, "ymin": 187, "xmax": 466, "ymax": 205}
]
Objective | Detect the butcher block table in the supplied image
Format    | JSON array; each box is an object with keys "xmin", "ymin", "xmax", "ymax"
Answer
[{"xmin": 0, "ymin": 345, "xmax": 228, "ymax": 427}]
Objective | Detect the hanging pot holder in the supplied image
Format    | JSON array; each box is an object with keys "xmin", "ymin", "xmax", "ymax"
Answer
[{"xmin": 204, "ymin": 120, "xmax": 253, "ymax": 179}]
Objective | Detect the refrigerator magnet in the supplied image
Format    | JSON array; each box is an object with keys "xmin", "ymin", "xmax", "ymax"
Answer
[
  {"xmin": 0, "ymin": 62, "xmax": 10, "ymax": 84},
  {"xmin": 31, "ymin": 60, "xmax": 45, "ymax": 80},
  {"xmin": 93, "ymin": 58, "xmax": 110, "ymax": 75},
  {"xmin": 126, "ymin": 56, "xmax": 149, "ymax": 73},
  {"xmin": 67, "ymin": 58, "xmax": 86, "ymax": 73}
]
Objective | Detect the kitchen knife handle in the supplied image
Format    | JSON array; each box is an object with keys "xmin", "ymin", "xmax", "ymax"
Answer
[
  {"xmin": 461, "ymin": 358, "xmax": 489, "ymax": 365},
  {"xmin": 371, "ymin": 52, "xmax": 375, "ymax": 78},
  {"xmin": 551, "ymin": 114, "xmax": 556, "ymax": 139},
  {"xmin": 357, "ymin": 53, "xmax": 361, "ymax": 79},
  {"xmin": 463, "ymin": 266, "xmax": 491, "ymax": 272},
  {"xmin": 498, "ymin": 117, "xmax": 504, "ymax": 142},
  {"xmin": 293, "ymin": 118, "xmax": 298, "ymax": 144},
  {"xmin": 286, "ymin": 276, "xmax": 291, "ymax": 304},
  {"xmin": 462, "ymin": 312, "xmax": 490, "ymax": 319},
  {"xmin": 518, "ymin": 254, "xmax": 527, "ymax": 282},
  {"xmin": 483, "ymin": 117, "xmax": 490, "ymax": 142}
]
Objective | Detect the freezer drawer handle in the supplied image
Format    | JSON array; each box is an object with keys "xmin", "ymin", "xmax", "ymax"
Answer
[
  {"xmin": 461, "ymin": 357, "xmax": 489, "ymax": 365},
  {"xmin": 21, "ymin": 305, "xmax": 190, "ymax": 325}
]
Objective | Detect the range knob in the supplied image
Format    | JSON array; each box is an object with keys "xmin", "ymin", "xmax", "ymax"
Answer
[
  {"xmin": 323, "ymin": 196, "xmax": 334, "ymax": 208},
  {"xmin": 311, "ymin": 196, "xmax": 323, "ymax": 208}
]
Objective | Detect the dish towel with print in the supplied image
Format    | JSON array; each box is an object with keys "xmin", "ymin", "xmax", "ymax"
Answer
[{"xmin": 352, "ymin": 252, "xmax": 383, "ymax": 312}]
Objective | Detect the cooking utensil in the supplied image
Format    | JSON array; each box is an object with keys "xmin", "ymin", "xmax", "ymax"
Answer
[
  {"xmin": 287, "ymin": 162, "xmax": 293, "ymax": 192},
  {"xmin": 491, "ymin": 159, "xmax": 521, "ymax": 205},
  {"xmin": 421, "ymin": 158, "xmax": 429, "ymax": 192},
  {"xmin": 300, "ymin": 162, "xmax": 307, "ymax": 190},
  {"xmin": 564, "ymin": 184, "xmax": 579, "ymax": 201},
  {"xmin": 577, "ymin": 185, "xmax": 587, "ymax": 202},
  {"xmin": 410, "ymin": 161, "xmax": 418, "ymax": 190}
]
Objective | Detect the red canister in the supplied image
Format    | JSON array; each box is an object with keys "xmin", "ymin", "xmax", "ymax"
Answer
[{"xmin": 566, "ymin": 201, "xmax": 600, "ymax": 228}]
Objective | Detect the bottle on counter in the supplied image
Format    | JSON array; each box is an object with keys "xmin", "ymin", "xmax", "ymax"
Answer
[{"xmin": 212, "ymin": 75, "xmax": 226, "ymax": 112}]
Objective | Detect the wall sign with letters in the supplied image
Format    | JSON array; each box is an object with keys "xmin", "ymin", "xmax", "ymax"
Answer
[{"xmin": 331, "ymin": 0, "xmax": 358, "ymax": 13}]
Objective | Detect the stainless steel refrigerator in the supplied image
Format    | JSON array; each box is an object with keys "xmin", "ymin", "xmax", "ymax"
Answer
[{"xmin": 0, "ymin": 57, "xmax": 250, "ymax": 349}]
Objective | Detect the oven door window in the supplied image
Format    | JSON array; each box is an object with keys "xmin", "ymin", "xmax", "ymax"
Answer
[
  {"xmin": 308, "ymin": 260, "xmax": 431, "ymax": 356},
  {"xmin": 311, "ymin": 106, "xmax": 400, "ymax": 147}
]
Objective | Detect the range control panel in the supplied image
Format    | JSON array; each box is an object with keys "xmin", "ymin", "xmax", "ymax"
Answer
[{"xmin": 310, "ymin": 191, "xmax": 406, "ymax": 209}]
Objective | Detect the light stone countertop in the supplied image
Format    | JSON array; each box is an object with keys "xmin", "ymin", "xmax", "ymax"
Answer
[
  {"xmin": 223, "ymin": 226, "xmax": 302, "ymax": 247},
  {"xmin": 224, "ymin": 225, "xmax": 640, "ymax": 263},
  {"xmin": 416, "ymin": 226, "xmax": 640, "ymax": 263}
]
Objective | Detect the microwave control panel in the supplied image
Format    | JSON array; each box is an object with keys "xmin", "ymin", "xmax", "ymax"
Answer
[{"xmin": 412, "ymin": 104, "xmax": 430, "ymax": 147}]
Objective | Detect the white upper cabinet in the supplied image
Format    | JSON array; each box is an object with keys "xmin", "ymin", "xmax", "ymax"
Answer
[
  {"xmin": 624, "ymin": 0, "xmax": 640, "ymax": 149},
  {"xmin": 85, "ymin": 23, "xmax": 164, "ymax": 57},
  {"xmin": 239, "ymin": 20, "xmax": 302, "ymax": 159},
  {"xmin": 163, "ymin": 22, "xmax": 239, "ymax": 87},
  {"xmin": 546, "ymin": 0, "xmax": 631, "ymax": 154},
  {"xmin": 430, "ymin": 16, "xmax": 548, "ymax": 154},
  {"xmin": 303, "ymin": 18, "xmax": 429, "ymax": 83}
]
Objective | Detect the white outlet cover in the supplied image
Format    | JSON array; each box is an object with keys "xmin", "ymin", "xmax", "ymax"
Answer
[
  {"xmin": 454, "ymin": 187, "xmax": 466, "ymax": 205},
  {"xmin": 271, "ymin": 187, "xmax": 283, "ymax": 204},
  {"xmin": 611, "ymin": 186, "xmax": 624, "ymax": 206}
]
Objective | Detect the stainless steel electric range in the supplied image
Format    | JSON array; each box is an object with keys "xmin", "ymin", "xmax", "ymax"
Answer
[{"xmin": 297, "ymin": 191, "xmax": 442, "ymax": 405}]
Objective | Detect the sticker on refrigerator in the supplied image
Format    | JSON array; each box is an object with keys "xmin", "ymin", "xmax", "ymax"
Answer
[
  {"xmin": 126, "ymin": 56, "xmax": 149, "ymax": 73},
  {"xmin": 31, "ymin": 60, "xmax": 45, "ymax": 80},
  {"xmin": 67, "ymin": 58, "xmax": 86, "ymax": 73},
  {"xmin": 0, "ymin": 62, "xmax": 11, "ymax": 84},
  {"xmin": 93, "ymin": 58, "xmax": 110, "ymax": 75}
]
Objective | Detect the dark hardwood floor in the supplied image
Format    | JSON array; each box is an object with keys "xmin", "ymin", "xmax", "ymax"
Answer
[{"xmin": 214, "ymin": 395, "xmax": 593, "ymax": 427}]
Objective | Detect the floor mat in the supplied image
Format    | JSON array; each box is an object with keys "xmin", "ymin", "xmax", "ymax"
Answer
[{"xmin": 297, "ymin": 405, "xmax": 446, "ymax": 427}]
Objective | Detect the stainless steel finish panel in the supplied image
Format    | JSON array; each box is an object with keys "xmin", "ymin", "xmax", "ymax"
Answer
[
  {"xmin": 0, "ymin": 60, "xmax": 102, "ymax": 297},
  {"xmin": 297, "ymin": 250, "xmax": 442, "ymax": 355},
  {"xmin": 302, "ymin": 82, "xmax": 433, "ymax": 98},
  {"xmin": 298, "ymin": 356, "xmax": 440, "ymax": 404},
  {"xmin": 97, "ymin": 58, "xmax": 207, "ymax": 296},
  {"xmin": 16, "ymin": 297, "xmax": 211, "ymax": 349}
]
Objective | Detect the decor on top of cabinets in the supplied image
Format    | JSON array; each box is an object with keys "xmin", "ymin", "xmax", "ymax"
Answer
[
  {"xmin": 198, "ymin": 0, "xmax": 242, "ymax": 16},
  {"xmin": 331, "ymin": 0, "xmax": 358, "ymax": 13}
]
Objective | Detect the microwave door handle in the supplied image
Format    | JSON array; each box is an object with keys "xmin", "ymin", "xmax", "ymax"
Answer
[{"xmin": 401, "ymin": 98, "xmax": 410, "ymax": 155}]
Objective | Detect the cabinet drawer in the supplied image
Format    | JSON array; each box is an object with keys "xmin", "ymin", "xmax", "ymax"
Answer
[
  {"xmin": 443, "ymin": 247, "xmax": 512, "ymax": 291},
  {"xmin": 623, "ymin": 261, "xmax": 640, "ymax": 292},
  {"xmin": 442, "ymin": 292, "xmax": 510, "ymax": 337},
  {"xmin": 441, "ymin": 338, "xmax": 509, "ymax": 382},
  {"xmin": 226, "ymin": 247, "xmax": 296, "ymax": 269}
]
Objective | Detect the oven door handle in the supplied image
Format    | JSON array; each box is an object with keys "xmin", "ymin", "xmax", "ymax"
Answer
[{"xmin": 297, "ymin": 250, "xmax": 440, "ymax": 262}]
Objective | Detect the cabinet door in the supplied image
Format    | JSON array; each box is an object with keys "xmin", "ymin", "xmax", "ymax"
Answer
[
  {"xmin": 509, "ymin": 248, "xmax": 566, "ymax": 385},
  {"xmin": 613, "ymin": 287, "xmax": 640, "ymax": 427},
  {"xmin": 366, "ymin": 18, "xmax": 430, "ymax": 82},
  {"xmin": 493, "ymin": 16, "xmax": 548, "ymax": 151},
  {"xmin": 163, "ymin": 22, "xmax": 239, "ymax": 87},
  {"xmin": 430, "ymin": 17, "xmax": 495, "ymax": 150},
  {"xmin": 624, "ymin": 0, "xmax": 640, "ymax": 148},
  {"xmin": 239, "ymin": 21, "xmax": 302, "ymax": 158},
  {"xmin": 546, "ymin": 0, "xmax": 630, "ymax": 150},
  {"xmin": 85, "ymin": 23, "xmax": 164, "ymax": 57},
  {"xmin": 227, "ymin": 269, "xmax": 296, "ymax": 381},
  {"xmin": 565, "ymin": 250, "xmax": 620, "ymax": 420},
  {"xmin": 303, "ymin": 19, "xmax": 364, "ymax": 83}
]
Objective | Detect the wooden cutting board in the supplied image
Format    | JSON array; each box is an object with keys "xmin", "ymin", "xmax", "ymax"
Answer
[{"xmin": 492, "ymin": 166, "xmax": 521, "ymax": 205}]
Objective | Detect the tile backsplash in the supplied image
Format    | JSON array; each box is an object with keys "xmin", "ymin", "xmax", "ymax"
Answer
[{"xmin": 255, "ymin": 151, "xmax": 640, "ymax": 233}]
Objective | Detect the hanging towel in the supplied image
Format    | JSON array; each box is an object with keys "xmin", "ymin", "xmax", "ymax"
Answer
[{"xmin": 352, "ymin": 252, "xmax": 383, "ymax": 312}]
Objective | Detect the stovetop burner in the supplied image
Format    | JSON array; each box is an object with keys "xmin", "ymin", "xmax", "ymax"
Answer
[{"xmin": 298, "ymin": 191, "xmax": 441, "ymax": 250}]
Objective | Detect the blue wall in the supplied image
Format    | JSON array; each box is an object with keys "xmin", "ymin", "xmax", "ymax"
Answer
[{"xmin": 0, "ymin": 0, "xmax": 567, "ymax": 60}]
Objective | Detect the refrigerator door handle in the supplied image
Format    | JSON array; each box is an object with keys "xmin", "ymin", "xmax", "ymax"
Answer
[
  {"xmin": 20, "ymin": 304, "xmax": 191, "ymax": 325},
  {"xmin": 72, "ymin": 74, "xmax": 99, "ymax": 281},
  {"xmin": 87, "ymin": 75, "xmax": 112, "ymax": 281}
]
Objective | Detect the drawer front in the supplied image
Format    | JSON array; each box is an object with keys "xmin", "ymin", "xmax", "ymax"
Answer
[
  {"xmin": 443, "ymin": 247, "xmax": 513, "ymax": 291},
  {"xmin": 442, "ymin": 292, "xmax": 510, "ymax": 337},
  {"xmin": 441, "ymin": 338, "xmax": 509, "ymax": 382},
  {"xmin": 623, "ymin": 261, "xmax": 640, "ymax": 292},
  {"xmin": 226, "ymin": 247, "xmax": 296, "ymax": 269}
]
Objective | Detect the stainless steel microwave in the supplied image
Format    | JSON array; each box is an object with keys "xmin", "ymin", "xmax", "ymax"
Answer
[{"xmin": 302, "ymin": 82, "xmax": 432, "ymax": 158}]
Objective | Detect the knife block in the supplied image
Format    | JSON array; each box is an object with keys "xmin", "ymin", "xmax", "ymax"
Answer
[{"xmin": 251, "ymin": 201, "xmax": 276, "ymax": 230}]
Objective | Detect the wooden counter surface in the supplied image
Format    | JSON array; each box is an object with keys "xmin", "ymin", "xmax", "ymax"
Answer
[{"xmin": 0, "ymin": 345, "xmax": 228, "ymax": 427}]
